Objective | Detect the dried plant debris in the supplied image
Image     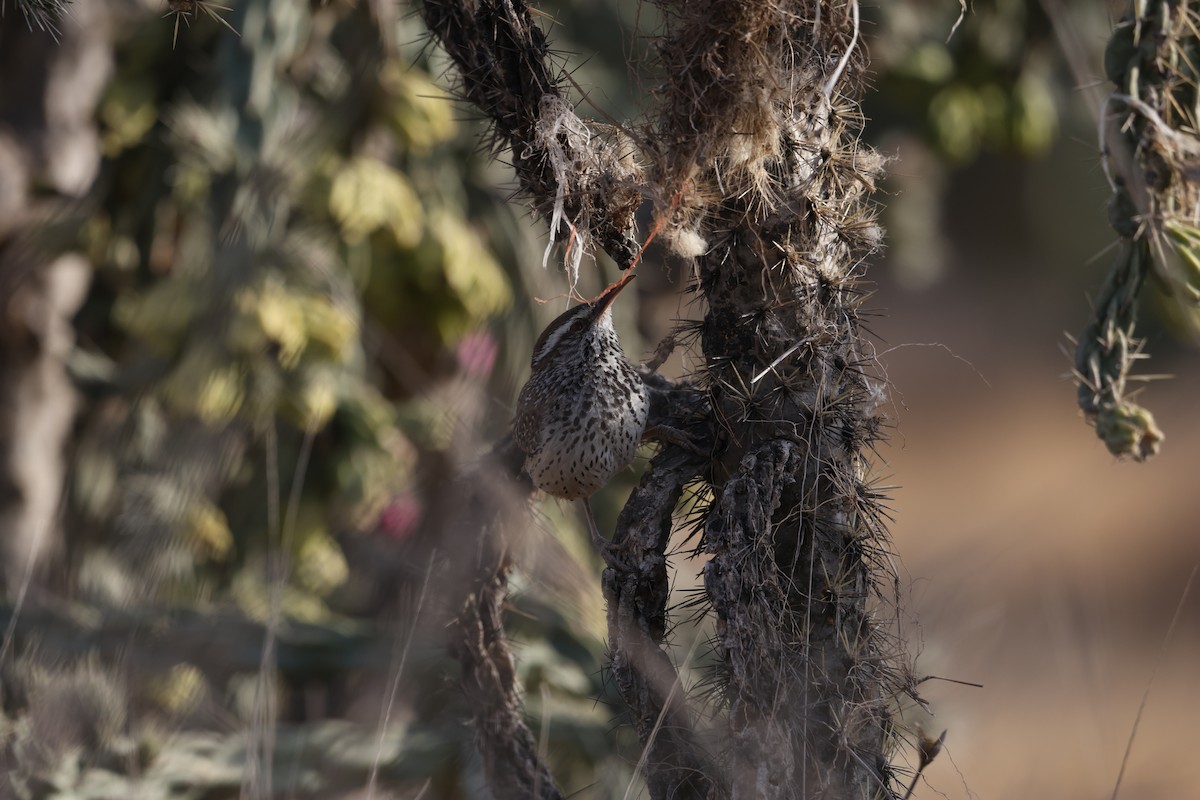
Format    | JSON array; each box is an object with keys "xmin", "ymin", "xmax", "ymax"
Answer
[
  {"xmin": 648, "ymin": 2, "xmax": 884, "ymax": 253},
  {"xmin": 1076, "ymin": 0, "xmax": 1200, "ymax": 460}
]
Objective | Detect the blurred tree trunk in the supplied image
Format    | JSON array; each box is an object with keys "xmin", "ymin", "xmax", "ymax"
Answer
[
  {"xmin": 424, "ymin": 1, "xmax": 905, "ymax": 798},
  {"xmin": 0, "ymin": 7, "xmax": 111, "ymax": 591}
]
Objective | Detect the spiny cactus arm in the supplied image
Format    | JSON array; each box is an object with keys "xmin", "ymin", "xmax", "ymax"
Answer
[
  {"xmin": 443, "ymin": 435, "xmax": 564, "ymax": 800},
  {"xmin": 419, "ymin": 0, "xmax": 644, "ymax": 272},
  {"xmin": 452, "ymin": 557, "xmax": 564, "ymax": 800},
  {"xmin": 1075, "ymin": 0, "xmax": 1200, "ymax": 460},
  {"xmin": 649, "ymin": 2, "xmax": 905, "ymax": 797},
  {"xmin": 704, "ymin": 439, "xmax": 896, "ymax": 798},
  {"xmin": 1073, "ymin": 240, "xmax": 1162, "ymax": 460},
  {"xmin": 605, "ymin": 439, "xmax": 721, "ymax": 800}
]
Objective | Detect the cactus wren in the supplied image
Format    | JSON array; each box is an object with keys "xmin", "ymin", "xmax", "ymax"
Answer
[{"xmin": 513, "ymin": 272, "xmax": 649, "ymax": 549}]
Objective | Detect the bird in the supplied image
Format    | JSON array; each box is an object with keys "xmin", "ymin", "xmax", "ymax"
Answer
[{"xmin": 513, "ymin": 272, "xmax": 649, "ymax": 551}]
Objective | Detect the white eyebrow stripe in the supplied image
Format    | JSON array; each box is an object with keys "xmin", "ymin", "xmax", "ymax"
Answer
[{"xmin": 533, "ymin": 317, "xmax": 575, "ymax": 366}]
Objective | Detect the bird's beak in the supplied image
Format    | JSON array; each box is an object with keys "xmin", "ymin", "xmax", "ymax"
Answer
[{"xmin": 593, "ymin": 272, "xmax": 637, "ymax": 315}]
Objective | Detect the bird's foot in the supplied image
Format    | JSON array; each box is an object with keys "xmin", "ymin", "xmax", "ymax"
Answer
[{"xmin": 643, "ymin": 424, "xmax": 705, "ymax": 456}]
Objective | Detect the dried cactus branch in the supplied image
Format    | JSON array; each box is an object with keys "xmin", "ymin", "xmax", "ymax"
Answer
[
  {"xmin": 1076, "ymin": 0, "xmax": 1200, "ymax": 460},
  {"xmin": 651, "ymin": 2, "xmax": 902, "ymax": 797},
  {"xmin": 442, "ymin": 436, "xmax": 565, "ymax": 799},
  {"xmin": 429, "ymin": 2, "xmax": 908, "ymax": 797},
  {"xmin": 452, "ymin": 555, "xmax": 564, "ymax": 800},
  {"xmin": 605, "ymin": 407, "xmax": 721, "ymax": 800},
  {"xmin": 419, "ymin": 0, "xmax": 644, "ymax": 272},
  {"xmin": 1073, "ymin": 239, "xmax": 1162, "ymax": 460}
]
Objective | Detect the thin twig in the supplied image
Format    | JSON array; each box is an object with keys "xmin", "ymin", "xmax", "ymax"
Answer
[
  {"xmin": 1037, "ymin": 0, "xmax": 1105, "ymax": 123},
  {"xmin": 946, "ymin": 0, "xmax": 967, "ymax": 43},
  {"xmin": 0, "ymin": 514, "xmax": 52, "ymax": 666},
  {"xmin": 900, "ymin": 729, "xmax": 946, "ymax": 800},
  {"xmin": 535, "ymin": 683, "xmax": 552, "ymax": 800},
  {"xmin": 244, "ymin": 423, "xmax": 318, "ymax": 800},
  {"xmin": 822, "ymin": 0, "xmax": 860, "ymax": 98}
]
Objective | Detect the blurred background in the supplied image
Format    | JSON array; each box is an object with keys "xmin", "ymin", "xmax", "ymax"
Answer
[{"xmin": 0, "ymin": 0, "xmax": 1197, "ymax": 797}]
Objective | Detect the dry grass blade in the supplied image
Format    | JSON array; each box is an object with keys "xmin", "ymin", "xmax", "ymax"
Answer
[
  {"xmin": 620, "ymin": 632, "xmax": 706, "ymax": 800},
  {"xmin": 1111, "ymin": 565, "xmax": 1198, "ymax": 800},
  {"xmin": 0, "ymin": 518, "xmax": 51, "ymax": 667},
  {"xmin": 367, "ymin": 552, "xmax": 437, "ymax": 800},
  {"xmin": 242, "ymin": 423, "xmax": 318, "ymax": 800}
]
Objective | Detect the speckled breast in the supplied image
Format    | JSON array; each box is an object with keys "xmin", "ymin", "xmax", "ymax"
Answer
[{"xmin": 515, "ymin": 361, "xmax": 650, "ymax": 500}]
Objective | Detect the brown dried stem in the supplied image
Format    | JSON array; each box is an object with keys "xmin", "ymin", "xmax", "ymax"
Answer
[
  {"xmin": 444, "ymin": 437, "xmax": 564, "ymax": 800},
  {"xmin": 452, "ymin": 556, "xmax": 563, "ymax": 800}
]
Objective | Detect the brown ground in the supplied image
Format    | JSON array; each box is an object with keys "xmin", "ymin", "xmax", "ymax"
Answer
[{"xmin": 871, "ymin": 265, "xmax": 1200, "ymax": 799}]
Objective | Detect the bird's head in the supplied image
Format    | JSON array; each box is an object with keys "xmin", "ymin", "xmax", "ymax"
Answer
[{"xmin": 529, "ymin": 272, "xmax": 637, "ymax": 369}]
